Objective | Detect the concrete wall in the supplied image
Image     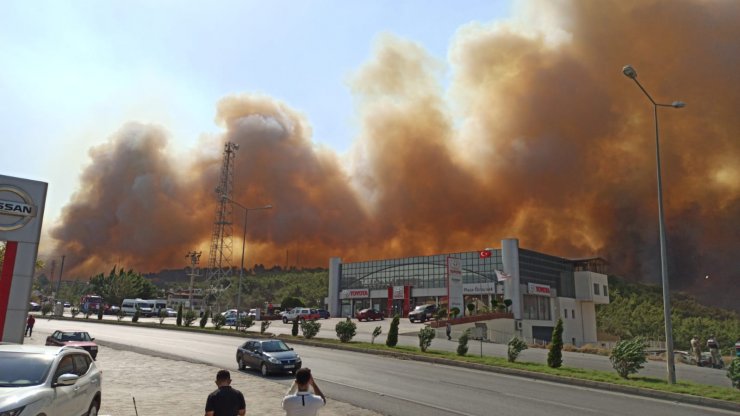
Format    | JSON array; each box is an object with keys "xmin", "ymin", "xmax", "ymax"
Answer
[
  {"xmin": 558, "ymin": 297, "xmax": 584, "ymax": 346},
  {"xmin": 580, "ymin": 301, "xmax": 598, "ymax": 344},
  {"xmin": 574, "ymin": 271, "xmax": 610, "ymax": 304}
]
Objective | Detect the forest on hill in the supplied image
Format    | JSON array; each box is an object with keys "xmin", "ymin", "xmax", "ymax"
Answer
[{"xmin": 597, "ymin": 275, "xmax": 740, "ymax": 355}]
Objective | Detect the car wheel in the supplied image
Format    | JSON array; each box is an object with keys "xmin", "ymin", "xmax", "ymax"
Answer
[
  {"xmin": 420, "ymin": 316, "xmax": 426, "ymax": 323},
  {"xmin": 261, "ymin": 362, "xmax": 269, "ymax": 377},
  {"xmin": 239, "ymin": 357, "xmax": 246, "ymax": 370},
  {"xmin": 282, "ymin": 317, "xmax": 288, "ymax": 324},
  {"xmin": 87, "ymin": 399, "xmax": 100, "ymax": 416}
]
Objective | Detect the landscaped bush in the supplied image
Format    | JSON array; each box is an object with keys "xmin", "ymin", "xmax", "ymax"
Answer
[
  {"xmin": 41, "ymin": 303, "xmax": 52, "ymax": 316},
  {"xmin": 548, "ymin": 318, "xmax": 564, "ymax": 368},
  {"xmin": 97, "ymin": 307, "xmax": 104, "ymax": 320},
  {"xmin": 117, "ymin": 308, "xmax": 125, "ymax": 322},
  {"xmin": 503, "ymin": 299, "xmax": 512, "ymax": 312},
  {"xmin": 183, "ymin": 309, "xmax": 197, "ymax": 327},
  {"xmin": 457, "ymin": 329, "xmax": 470, "ymax": 356},
  {"xmin": 449, "ymin": 307, "xmax": 460, "ymax": 319},
  {"xmin": 335, "ymin": 319, "xmax": 357, "ymax": 343},
  {"xmin": 199, "ymin": 309, "xmax": 210, "ymax": 328},
  {"xmin": 418, "ymin": 326, "xmax": 436, "ymax": 352},
  {"xmin": 212, "ymin": 313, "xmax": 226, "ymax": 329},
  {"xmin": 239, "ymin": 316, "xmax": 254, "ymax": 331},
  {"xmin": 71, "ymin": 308, "xmax": 80, "ymax": 318},
  {"xmin": 386, "ymin": 315, "xmax": 400, "ymax": 347},
  {"xmin": 292, "ymin": 319, "xmax": 299, "ymax": 336},
  {"xmin": 158, "ymin": 309, "xmax": 167, "ymax": 325},
  {"xmin": 435, "ymin": 308, "xmax": 447, "ymax": 321},
  {"xmin": 260, "ymin": 320, "xmax": 271, "ymax": 334},
  {"xmin": 300, "ymin": 320, "xmax": 321, "ymax": 339},
  {"xmin": 132, "ymin": 308, "xmax": 141, "ymax": 323},
  {"xmin": 727, "ymin": 357, "xmax": 740, "ymax": 389},
  {"xmin": 507, "ymin": 336, "xmax": 528, "ymax": 362},
  {"xmin": 609, "ymin": 337, "xmax": 647, "ymax": 379},
  {"xmin": 466, "ymin": 303, "xmax": 475, "ymax": 316},
  {"xmin": 176, "ymin": 304, "xmax": 183, "ymax": 326},
  {"xmin": 371, "ymin": 326, "xmax": 382, "ymax": 344}
]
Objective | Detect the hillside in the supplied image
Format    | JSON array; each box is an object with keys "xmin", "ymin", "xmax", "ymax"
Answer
[{"xmin": 597, "ymin": 275, "xmax": 740, "ymax": 355}]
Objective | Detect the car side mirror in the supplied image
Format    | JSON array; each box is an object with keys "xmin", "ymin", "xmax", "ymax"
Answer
[
  {"xmin": 91, "ymin": 337, "xmax": 95, "ymax": 341},
  {"xmin": 289, "ymin": 347, "xmax": 294, "ymax": 350},
  {"xmin": 55, "ymin": 373, "xmax": 79, "ymax": 387}
]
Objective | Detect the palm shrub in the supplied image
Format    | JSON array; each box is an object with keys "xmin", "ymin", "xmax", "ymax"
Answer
[
  {"xmin": 418, "ymin": 326, "xmax": 436, "ymax": 352},
  {"xmin": 260, "ymin": 320, "xmax": 271, "ymax": 334},
  {"xmin": 291, "ymin": 319, "xmax": 299, "ymax": 336},
  {"xmin": 726, "ymin": 357, "xmax": 740, "ymax": 389},
  {"xmin": 158, "ymin": 309, "xmax": 167, "ymax": 325},
  {"xmin": 212, "ymin": 313, "xmax": 226, "ymax": 329},
  {"xmin": 386, "ymin": 315, "xmax": 400, "ymax": 347},
  {"xmin": 335, "ymin": 319, "xmax": 357, "ymax": 343},
  {"xmin": 199, "ymin": 309, "xmax": 210, "ymax": 328},
  {"xmin": 457, "ymin": 329, "xmax": 470, "ymax": 356},
  {"xmin": 371, "ymin": 326, "xmax": 382, "ymax": 344},
  {"xmin": 132, "ymin": 308, "xmax": 141, "ymax": 323},
  {"xmin": 300, "ymin": 320, "xmax": 321, "ymax": 339},
  {"xmin": 548, "ymin": 318, "xmax": 564, "ymax": 368},
  {"xmin": 507, "ymin": 336, "xmax": 528, "ymax": 362},
  {"xmin": 176, "ymin": 304, "xmax": 183, "ymax": 326},
  {"xmin": 610, "ymin": 337, "xmax": 647, "ymax": 379},
  {"xmin": 450, "ymin": 307, "xmax": 460, "ymax": 319},
  {"xmin": 97, "ymin": 307, "xmax": 104, "ymax": 320},
  {"xmin": 183, "ymin": 309, "xmax": 197, "ymax": 327}
]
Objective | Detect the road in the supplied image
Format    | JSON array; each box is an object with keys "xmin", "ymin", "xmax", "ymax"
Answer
[{"xmin": 32, "ymin": 318, "xmax": 736, "ymax": 416}]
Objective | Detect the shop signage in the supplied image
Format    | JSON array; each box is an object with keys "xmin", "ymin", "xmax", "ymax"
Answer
[
  {"xmin": 340, "ymin": 289, "xmax": 369, "ymax": 299},
  {"xmin": 463, "ymin": 282, "xmax": 499, "ymax": 294},
  {"xmin": 0, "ymin": 185, "xmax": 37, "ymax": 231},
  {"xmin": 447, "ymin": 257, "xmax": 464, "ymax": 313},
  {"xmin": 392, "ymin": 286, "xmax": 405, "ymax": 300},
  {"xmin": 528, "ymin": 283, "xmax": 551, "ymax": 296}
]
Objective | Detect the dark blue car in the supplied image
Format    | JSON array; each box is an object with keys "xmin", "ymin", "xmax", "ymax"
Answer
[{"xmin": 316, "ymin": 309, "xmax": 330, "ymax": 319}]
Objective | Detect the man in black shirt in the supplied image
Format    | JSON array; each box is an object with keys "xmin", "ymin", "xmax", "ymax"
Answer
[{"xmin": 205, "ymin": 370, "xmax": 246, "ymax": 416}]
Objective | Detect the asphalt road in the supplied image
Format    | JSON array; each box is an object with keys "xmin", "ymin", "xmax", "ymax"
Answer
[{"xmin": 31, "ymin": 318, "xmax": 736, "ymax": 416}]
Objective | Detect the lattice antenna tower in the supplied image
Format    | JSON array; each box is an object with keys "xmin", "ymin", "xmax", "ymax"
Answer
[{"xmin": 206, "ymin": 142, "xmax": 239, "ymax": 289}]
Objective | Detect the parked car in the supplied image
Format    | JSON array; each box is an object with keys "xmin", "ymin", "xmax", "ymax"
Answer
[
  {"xmin": 162, "ymin": 307, "xmax": 178, "ymax": 317},
  {"xmin": 29, "ymin": 302, "xmax": 41, "ymax": 311},
  {"xmin": 0, "ymin": 344, "xmax": 102, "ymax": 416},
  {"xmin": 223, "ymin": 309, "xmax": 249, "ymax": 326},
  {"xmin": 104, "ymin": 305, "xmax": 121, "ymax": 315},
  {"xmin": 316, "ymin": 309, "xmax": 331, "ymax": 319},
  {"xmin": 355, "ymin": 308, "xmax": 384, "ymax": 321},
  {"xmin": 45, "ymin": 330, "xmax": 99, "ymax": 360},
  {"xmin": 63, "ymin": 301, "xmax": 71, "ymax": 308},
  {"xmin": 282, "ymin": 308, "xmax": 320, "ymax": 323},
  {"xmin": 408, "ymin": 304, "xmax": 437, "ymax": 323},
  {"xmin": 236, "ymin": 339, "xmax": 301, "ymax": 376}
]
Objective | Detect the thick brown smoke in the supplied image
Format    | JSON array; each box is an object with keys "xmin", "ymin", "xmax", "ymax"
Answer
[{"xmin": 49, "ymin": 0, "xmax": 740, "ymax": 311}]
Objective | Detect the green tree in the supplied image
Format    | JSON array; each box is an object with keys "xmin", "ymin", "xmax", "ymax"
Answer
[
  {"xmin": 132, "ymin": 307, "xmax": 141, "ymax": 323},
  {"xmin": 386, "ymin": 315, "xmax": 400, "ymax": 347},
  {"xmin": 548, "ymin": 318, "xmax": 564, "ymax": 368},
  {"xmin": 183, "ymin": 309, "xmax": 197, "ymax": 327},
  {"xmin": 97, "ymin": 306, "xmax": 103, "ymax": 320},
  {"xmin": 239, "ymin": 316, "xmax": 254, "ymax": 330},
  {"xmin": 727, "ymin": 358, "xmax": 740, "ymax": 390},
  {"xmin": 335, "ymin": 319, "xmax": 357, "ymax": 342},
  {"xmin": 87, "ymin": 266, "xmax": 157, "ymax": 306},
  {"xmin": 260, "ymin": 320, "xmax": 271, "ymax": 334},
  {"xmin": 371, "ymin": 326, "xmax": 382, "ymax": 344},
  {"xmin": 507, "ymin": 336, "xmax": 528, "ymax": 362},
  {"xmin": 418, "ymin": 326, "xmax": 436, "ymax": 352},
  {"xmin": 457, "ymin": 330, "xmax": 470, "ymax": 356},
  {"xmin": 610, "ymin": 337, "xmax": 648, "ymax": 379},
  {"xmin": 158, "ymin": 308, "xmax": 167, "ymax": 325},
  {"xmin": 281, "ymin": 296, "xmax": 305, "ymax": 311},
  {"xmin": 291, "ymin": 319, "xmax": 299, "ymax": 336},
  {"xmin": 300, "ymin": 320, "xmax": 321, "ymax": 339},
  {"xmin": 176, "ymin": 304, "xmax": 183, "ymax": 326},
  {"xmin": 199, "ymin": 309, "xmax": 210, "ymax": 328},
  {"xmin": 466, "ymin": 303, "xmax": 475, "ymax": 316}
]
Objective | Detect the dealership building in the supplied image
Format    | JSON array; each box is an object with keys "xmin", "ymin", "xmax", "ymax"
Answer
[{"xmin": 327, "ymin": 238, "xmax": 609, "ymax": 346}]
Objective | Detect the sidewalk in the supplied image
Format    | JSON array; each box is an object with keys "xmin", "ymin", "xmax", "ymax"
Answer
[{"xmin": 26, "ymin": 331, "xmax": 381, "ymax": 416}]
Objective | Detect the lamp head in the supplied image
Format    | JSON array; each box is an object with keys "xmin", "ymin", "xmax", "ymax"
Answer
[
  {"xmin": 622, "ymin": 65, "xmax": 637, "ymax": 79},
  {"xmin": 672, "ymin": 101, "xmax": 686, "ymax": 108}
]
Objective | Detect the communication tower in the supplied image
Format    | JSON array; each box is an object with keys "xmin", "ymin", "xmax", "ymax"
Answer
[{"xmin": 206, "ymin": 142, "xmax": 238, "ymax": 289}]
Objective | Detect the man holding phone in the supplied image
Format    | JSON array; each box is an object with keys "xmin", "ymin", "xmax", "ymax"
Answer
[{"xmin": 282, "ymin": 368, "xmax": 326, "ymax": 415}]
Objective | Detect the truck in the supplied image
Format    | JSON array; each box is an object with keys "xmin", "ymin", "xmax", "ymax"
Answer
[{"xmin": 80, "ymin": 295, "xmax": 104, "ymax": 314}]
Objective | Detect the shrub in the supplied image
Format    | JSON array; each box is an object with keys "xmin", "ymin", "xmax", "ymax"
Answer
[
  {"xmin": 503, "ymin": 299, "xmax": 512, "ymax": 312},
  {"xmin": 418, "ymin": 326, "xmax": 436, "ymax": 352},
  {"xmin": 260, "ymin": 320, "xmax": 271, "ymax": 334},
  {"xmin": 281, "ymin": 296, "xmax": 305, "ymax": 310},
  {"xmin": 158, "ymin": 309, "xmax": 167, "ymax": 325},
  {"xmin": 292, "ymin": 319, "xmax": 299, "ymax": 336},
  {"xmin": 301, "ymin": 320, "xmax": 321, "ymax": 339},
  {"xmin": 84, "ymin": 310, "xmax": 91, "ymax": 319},
  {"xmin": 457, "ymin": 329, "xmax": 470, "ymax": 356},
  {"xmin": 117, "ymin": 308, "xmax": 125, "ymax": 322},
  {"xmin": 183, "ymin": 309, "xmax": 197, "ymax": 327},
  {"xmin": 371, "ymin": 326, "xmax": 382, "ymax": 344},
  {"xmin": 386, "ymin": 315, "xmax": 400, "ymax": 347},
  {"xmin": 727, "ymin": 357, "xmax": 740, "ymax": 389},
  {"xmin": 212, "ymin": 313, "xmax": 226, "ymax": 329},
  {"xmin": 199, "ymin": 309, "xmax": 210, "ymax": 328},
  {"xmin": 466, "ymin": 303, "xmax": 475, "ymax": 316},
  {"xmin": 335, "ymin": 319, "xmax": 357, "ymax": 343},
  {"xmin": 239, "ymin": 316, "xmax": 254, "ymax": 331},
  {"xmin": 97, "ymin": 307, "xmax": 103, "ymax": 320},
  {"xmin": 450, "ymin": 307, "xmax": 460, "ymax": 319},
  {"xmin": 548, "ymin": 318, "xmax": 564, "ymax": 368},
  {"xmin": 507, "ymin": 336, "xmax": 528, "ymax": 362},
  {"xmin": 71, "ymin": 308, "xmax": 80, "ymax": 318},
  {"xmin": 132, "ymin": 308, "xmax": 141, "ymax": 323},
  {"xmin": 176, "ymin": 304, "xmax": 183, "ymax": 327},
  {"xmin": 41, "ymin": 303, "xmax": 52, "ymax": 316},
  {"xmin": 610, "ymin": 337, "xmax": 647, "ymax": 379},
  {"xmin": 435, "ymin": 308, "xmax": 447, "ymax": 321}
]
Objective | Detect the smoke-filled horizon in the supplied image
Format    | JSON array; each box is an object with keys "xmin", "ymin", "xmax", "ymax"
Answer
[{"xmin": 47, "ymin": 0, "xmax": 740, "ymax": 311}]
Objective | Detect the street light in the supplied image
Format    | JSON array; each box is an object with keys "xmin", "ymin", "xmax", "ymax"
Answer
[
  {"xmin": 223, "ymin": 195, "xmax": 272, "ymax": 330},
  {"xmin": 622, "ymin": 64, "xmax": 685, "ymax": 384}
]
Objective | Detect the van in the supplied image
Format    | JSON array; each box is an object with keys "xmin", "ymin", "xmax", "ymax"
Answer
[
  {"xmin": 121, "ymin": 298, "xmax": 154, "ymax": 317},
  {"xmin": 148, "ymin": 299, "xmax": 167, "ymax": 315}
]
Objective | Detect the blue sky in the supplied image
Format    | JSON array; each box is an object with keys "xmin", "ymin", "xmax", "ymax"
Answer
[{"xmin": 1, "ymin": 0, "xmax": 512, "ymax": 220}]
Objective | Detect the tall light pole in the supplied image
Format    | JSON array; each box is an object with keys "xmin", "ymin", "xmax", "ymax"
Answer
[
  {"xmin": 622, "ymin": 64, "xmax": 685, "ymax": 384},
  {"xmin": 223, "ymin": 195, "xmax": 272, "ymax": 330}
]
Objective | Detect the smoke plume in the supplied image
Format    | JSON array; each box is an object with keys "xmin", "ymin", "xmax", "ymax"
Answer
[{"xmin": 49, "ymin": 0, "xmax": 740, "ymax": 311}]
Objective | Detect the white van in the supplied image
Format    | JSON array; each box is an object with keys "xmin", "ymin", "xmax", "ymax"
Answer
[
  {"xmin": 121, "ymin": 298, "xmax": 154, "ymax": 316},
  {"xmin": 148, "ymin": 299, "xmax": 167, "ymax": 315}
]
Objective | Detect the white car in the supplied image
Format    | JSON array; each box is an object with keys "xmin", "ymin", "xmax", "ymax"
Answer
[{"xmin": 0, "ymin": 344, "xmax": 102, "ymax": 415}]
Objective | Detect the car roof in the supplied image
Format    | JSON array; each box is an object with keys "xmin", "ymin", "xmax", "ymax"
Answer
[
  {"xmin": 54, "ymin": 330, "xmax": 90, "ymax": 333},
  {"xmin": 0, "ymin": 344, "xmax": 69, "ymax": 355}
]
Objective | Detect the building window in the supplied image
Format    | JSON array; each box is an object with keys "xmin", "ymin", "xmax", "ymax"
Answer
[
  {"xmin": 593, "ymin": 283, "xmax": 600, "ymax": 295},
  {"xmin": 603, "ymin": 285, "xmax": 608, "ymax": 298},
  {"xmin": 572, "ymin": 309, "xmax": 576, "ymax": 319},
  {"xmin": 564, "ymin": 309, "xmax": 568, "ymax": 319},
  {"xmin": 523, "ymin": 295, "xmax": 551, "ymax": 321}
]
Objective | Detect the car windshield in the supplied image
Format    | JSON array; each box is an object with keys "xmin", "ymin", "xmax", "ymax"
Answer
[
  {"xmin": 413, "ymin": 306, "xmax": 426, "ymax": 311},
  {"xmin": 262, "ymin": 341, "xmax": 290, "ymax": 353},
  {"xmin": 61, "ymin": 332, "xmax": 91, "ymax": 342},
  {"xmin": 0, "ymin": 352, "xmax": 54, "ymax": 387}
]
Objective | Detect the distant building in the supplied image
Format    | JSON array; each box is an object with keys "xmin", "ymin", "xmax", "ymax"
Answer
[
  {"xmin": 328, "ymin": 238, "xmax": 609, "ymax": 346},
  {"xmin": 167, "ymin": 289, "xmax": 204, "ymax": 310}
]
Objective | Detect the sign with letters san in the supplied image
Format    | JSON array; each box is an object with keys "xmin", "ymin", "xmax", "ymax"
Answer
[{"xmin": 340, "ymin": 289, "xmax": 369, "ymax": 299}]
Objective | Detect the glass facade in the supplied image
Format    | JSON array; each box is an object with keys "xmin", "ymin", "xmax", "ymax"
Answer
[
  {"xmin": 339, "ymin": 250, "xmax": 503, "ymax": 291},
  {"xmin": 518, "ymin": 249, "xmax": 576, "ymax": 298}
]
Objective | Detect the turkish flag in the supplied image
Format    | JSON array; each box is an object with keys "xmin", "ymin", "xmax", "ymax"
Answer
[{"xmin": 479, "ymin": 250, "xmax": 491, "ymax": 259}]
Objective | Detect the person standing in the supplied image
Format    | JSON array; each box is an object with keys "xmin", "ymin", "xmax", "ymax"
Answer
[
  {"xmin": 707, "ymin": 335, "xmax": 721, "ymax": 368},
  {"xmin": 25, "ymin": 314, "xmax": 35, "ymax": 337},
  {"xmin": 690, "ymin": 335, "xmax": 701, "ymax": 366},
  {"xmin": 446, "ymin": 322, "xmax": 452, "ymax": 341},
  {"xmin": 205, "ymin": 370, "xmax": 246, "ymax": 416},
  {"xmin": 282, "ymin": 368, "xmax": 326, "ymax": 416}
]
